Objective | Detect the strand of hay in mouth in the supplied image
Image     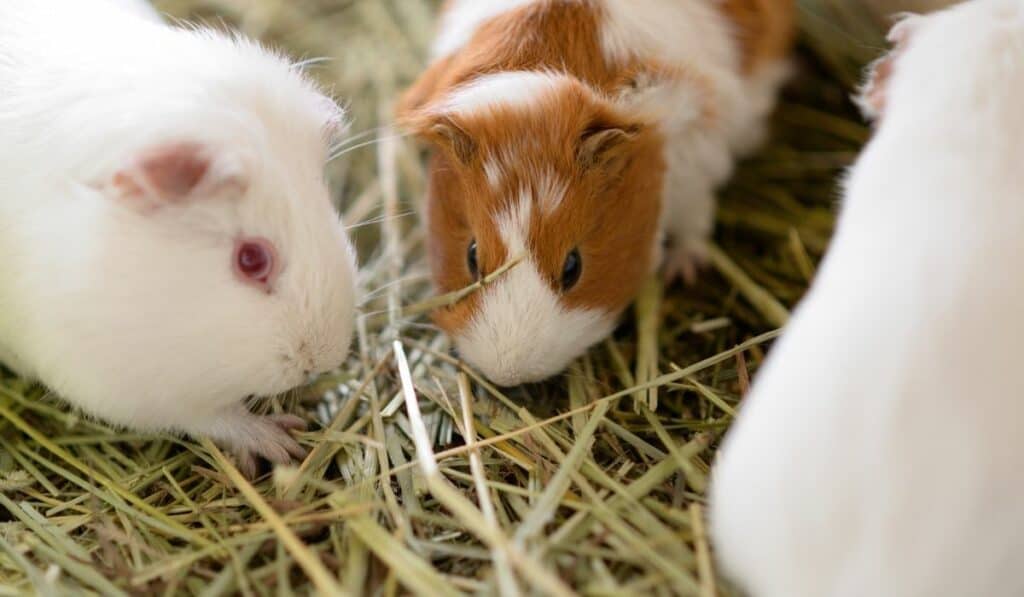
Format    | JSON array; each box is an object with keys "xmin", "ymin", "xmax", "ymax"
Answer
[
  {"xmin": 0, "ymin": 0, "xmax": 888, "ymax": 594},
  {"xmin": 400, "ymin": 253, "xmax": 528, "ymax": 318}
]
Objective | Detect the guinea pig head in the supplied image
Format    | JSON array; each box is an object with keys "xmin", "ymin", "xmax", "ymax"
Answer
[
  {"xmin": 407, "ymin": 72, "xmax": 664, "ymax": 386},
  {"xmin": 71, "ymin": 90, "xmax": 357, "ymax": 425}
]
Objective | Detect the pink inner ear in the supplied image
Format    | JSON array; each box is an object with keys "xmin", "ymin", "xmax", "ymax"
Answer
[
  {"xmin": 107, "ymin": 142, "xmax": 247, "ymax": 211},
  {"xmin": 110, "ymin": 142, "xmax": 215, "ymax": 208},
  {"xmin": 863, "ymin": 55, "xmax": 895, "ymax": 117},
  {"xmin": 140, "ymin": 143, "xmax": 210, "ymax": 198}
]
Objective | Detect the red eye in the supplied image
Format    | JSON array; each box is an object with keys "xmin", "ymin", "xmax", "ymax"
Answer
[{"xmin": 233, "ymin": 237, "xmax": 278, "ymax": 291}]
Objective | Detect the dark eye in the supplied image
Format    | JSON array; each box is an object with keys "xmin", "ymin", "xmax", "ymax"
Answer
[
  {"xmin": 467, "ymin": 239, "xmax": 480, "ymax": 280},
  {"xmin": 561, "ymin": 248, "xmax": 582, "ymax": 291},
  {"xmin": 233, "ymin": 237, "xmax": 278, "ymax": 290}
]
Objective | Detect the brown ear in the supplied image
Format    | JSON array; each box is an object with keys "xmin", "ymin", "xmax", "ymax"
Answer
[
  {"xmin": 430, "ymin": 116, "xmax": 477, "ymax": 164},
  {"xmin": 401, "ymin": 110, "xmax": 477, "ymax": 165},
  {"xmin": 104, "ymin": 142, "xmax": 247, "ymax": 212},
  {"xmin": 856, "ymin": 13, "xmax": 923, "ymax": 122},
  {"xmin": 577, "ymin": 122, "xmax": 641, "ymax": 170}
]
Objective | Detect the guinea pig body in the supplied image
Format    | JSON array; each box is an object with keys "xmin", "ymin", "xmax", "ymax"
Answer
[
  {"xmin": 0, "ymin": 0, "xmax": 358, "ymax": 473},
  {"xmin": 710, "ymin": 2, "xmax": 1024, "ymax": 595},
  {"xmin": 399, "ymin": 0, "xmax": 794, "ymax": 386}
]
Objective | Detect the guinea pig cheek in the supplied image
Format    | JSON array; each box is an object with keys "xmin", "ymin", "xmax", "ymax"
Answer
[
  {"xmin": 432, "ymin": 293, "xmax": 483, "ymax": 337},
  {"xmin": 232, "ymin": 237, "xmax": 281, "ymax": 294}
]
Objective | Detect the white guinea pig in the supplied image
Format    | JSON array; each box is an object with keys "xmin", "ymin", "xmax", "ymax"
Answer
[
  {"xmin": 0, "ymin": 0, "xmax": 358, "ymax": 475},
  {"xmin": 710, "ymin": 1, "xmax": 1024, "ymax": 595}
]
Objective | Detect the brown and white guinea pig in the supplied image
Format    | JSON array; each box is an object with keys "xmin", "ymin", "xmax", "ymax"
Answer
[
  {"xmin": 0, "ymin": 0, "xmax": 358, "ymax": 475},
  {"xmin": 397, "ymin": 0, "xmax": 795, "ymax": 386}
]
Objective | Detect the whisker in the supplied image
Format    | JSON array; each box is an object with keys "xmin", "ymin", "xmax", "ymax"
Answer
[
  {"xmin": 294, "ymin": 56, "xmax": 333, "ymax": 70},
  {"xmin": 359, "ymin": 273, "xmax": 432, "ymax": 305},
  {"xmin": 345, "ymin": 210, "xmax": 416, "ymax": 231},
  {"xmin": 328, "ymin": 125, "xmax": 392, "ymax": 154},
  {"xmin": 328, "ymin": 133, "xmax": 409, "ymax": 162},
  {"xmin": 356, "ymin": 307, "xmax": 435, "ymax": 323}
]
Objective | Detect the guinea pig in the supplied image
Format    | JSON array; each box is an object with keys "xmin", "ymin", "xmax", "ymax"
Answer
[
  {"xmin": 397, "ymin": 0, "xmax": 794, "ymax": 387},
  {"xmin": 710, "ymin": 2, "xmax": 1024, "ymax": 595},
  {"xmin": 0, "ymin": 0, "xmax": 358, "ymax": 476}
]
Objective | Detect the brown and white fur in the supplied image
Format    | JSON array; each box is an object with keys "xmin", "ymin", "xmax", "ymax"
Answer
[{"xmin": 398, "ymin": 0, "xmax": 794, "ymax": 386}]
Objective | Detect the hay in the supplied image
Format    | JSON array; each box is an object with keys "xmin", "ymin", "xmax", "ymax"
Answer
[{"xmin": 0, "ymin": 1, "xmax": 889, "ymax": 594}]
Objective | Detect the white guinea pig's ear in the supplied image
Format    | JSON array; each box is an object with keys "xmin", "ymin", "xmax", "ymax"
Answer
[
  {"xmin": 100, "ymin": 142, "xmax": 247, "ymax": 212},
  {"xmin": 318, "ymin": 95, "xmax": 350, "ymax": 144},
  {"xmin": 887, "ymin": 12, "xmax": 923, "ymax": 47},
  {"xmin": 856, "ymin": 13, "xmax": 923, "ymax": 122}
]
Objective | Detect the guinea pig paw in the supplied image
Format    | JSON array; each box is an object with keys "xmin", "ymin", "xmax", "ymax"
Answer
[
  {"xmin": 226, "ymin": 413, "xmax": 308, "ymax": 478},
  {"xmin": 663, "ymin": 242, "xmax": 708, "ymax": 286}
]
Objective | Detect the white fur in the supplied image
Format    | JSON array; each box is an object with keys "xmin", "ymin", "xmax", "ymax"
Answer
[
  {"xmin": 431, "ymin": 0, "xmax": 542, "ymax": 59},
  {"xmin": 710, "ymin": 2, "xmax": 1024, "ymax": 595},
  {"xmin": 534, "ymin": 170, "xmax": 569, "ymax": 215},
  {"xmin": 483, "ymin": 159, "xmax": 503, "ymax": 189},
  {"xmin": 498, "ymin": 192, "xmax": 534, "ymax": 253},
  {"xmin": 0, "ymin": 0, "xmax": 358, "ymax": 461},
  {"xmin": 441, "ymin": 71, "xmax": 567, "ymax": 116}
]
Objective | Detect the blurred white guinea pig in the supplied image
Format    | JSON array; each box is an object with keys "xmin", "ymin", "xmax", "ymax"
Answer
[
  {"xmin": 0, "ymin": 0, "xmax": 358, "ymax": 475},
  {"xmin": 710, "ymin": 1, "xmax": 1024, "ymax": 595}
]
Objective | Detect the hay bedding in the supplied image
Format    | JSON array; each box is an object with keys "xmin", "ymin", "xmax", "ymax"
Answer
[{"xmin": 0, "ymin": 1, "xmax": 897, "ymax": 595}]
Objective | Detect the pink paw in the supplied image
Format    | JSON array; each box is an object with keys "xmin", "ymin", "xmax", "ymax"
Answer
[
  {"xmin": 229, "ymin": 413, "xmax": 307, "ymax": 479},
  {"xmin": 663, "ymin": 240, "xmax": 708, "ymax": 286}
]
